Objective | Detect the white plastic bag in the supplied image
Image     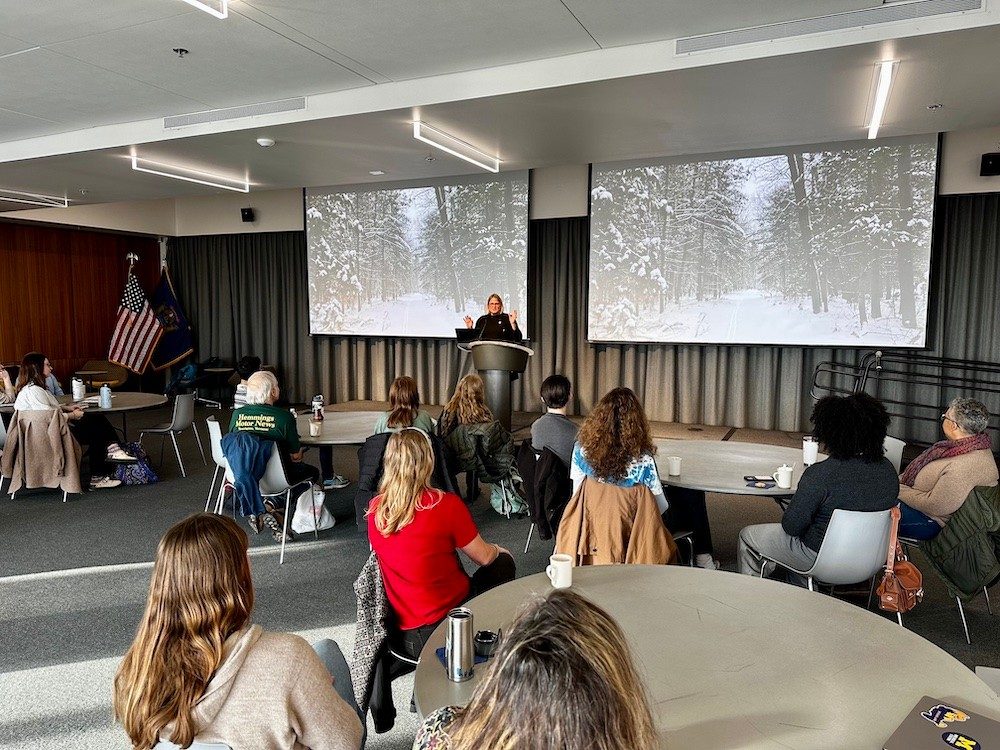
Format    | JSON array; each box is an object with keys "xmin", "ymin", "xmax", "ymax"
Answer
[{"xmin": 292, "ymin": 486, "xmax": 336, "ymax": 534}]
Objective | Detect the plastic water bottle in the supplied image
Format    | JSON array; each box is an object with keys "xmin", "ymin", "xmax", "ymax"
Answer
[
  {"xmin": 99, "ymin": 384, "xmax": 112, "ymax": 409},
  {"xmin": 312, "ymin": 395, "xmax": 325, "ymax": 421},
  {"xmin": 71, "ymin": 377, "xmax": 85, "ymax": 401}
]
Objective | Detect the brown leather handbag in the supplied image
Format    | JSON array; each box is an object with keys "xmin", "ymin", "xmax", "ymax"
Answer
[{"xmin": 877, "ymin": 506, "xmax": 924, "ymax": 614}]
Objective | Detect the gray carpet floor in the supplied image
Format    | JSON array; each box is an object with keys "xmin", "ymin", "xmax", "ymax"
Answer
[{"xmin": 1, "ymin": 403, "xmax": 997, "ymax": 749}]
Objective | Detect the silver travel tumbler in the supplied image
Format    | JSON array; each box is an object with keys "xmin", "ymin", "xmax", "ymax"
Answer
[{"xmin": 445, "ymin": 607, "xmax": 475, "ymax": 682}]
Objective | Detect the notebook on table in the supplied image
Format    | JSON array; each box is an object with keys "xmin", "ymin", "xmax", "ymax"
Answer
[{"xmin": 884, "ymin": 695, "xmax": 1000, "ymax": 749}]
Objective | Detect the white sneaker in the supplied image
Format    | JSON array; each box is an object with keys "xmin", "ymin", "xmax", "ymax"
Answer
[
  {"xmin": 90, "ymin": 476, "xmax": 122, "ymax": 490},
  {"xmin": 695, "ymin": 554, "xmax": 719, "ymax": 570},
  {"xmin": 323, "ymin": 475, "xmax": 350, "ymax": 490},
  {"xmin": 106, "ymin": 447, "xmax": 138, "ymax": 463}
]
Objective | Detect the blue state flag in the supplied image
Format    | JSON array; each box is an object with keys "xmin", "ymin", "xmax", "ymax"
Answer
[{"xmin": 150, "ymin": 266, "xmax": 195, "ymax": 371}]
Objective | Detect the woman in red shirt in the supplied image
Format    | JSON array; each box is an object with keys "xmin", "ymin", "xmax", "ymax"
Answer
[{"xmin": 367, "ymin": 429, "xmax": 514, "ymax": 723}]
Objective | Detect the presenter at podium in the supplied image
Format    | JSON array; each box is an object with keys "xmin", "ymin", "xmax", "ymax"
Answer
[{"xmin": 463, "ymin": 293, "xmax": 523, "ymax": 342}]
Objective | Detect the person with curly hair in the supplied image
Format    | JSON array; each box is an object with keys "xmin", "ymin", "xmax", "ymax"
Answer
[
  {"xmin": 738, "ymin": 393, "xmax": 899, "ymax": 580},
  {"xmin": 413, "ymin": 589, "xmax": 658, "ymax": 750},
  {"xmin": 570, "ymin": 387, "xmax": 717, "ymax": 568}
]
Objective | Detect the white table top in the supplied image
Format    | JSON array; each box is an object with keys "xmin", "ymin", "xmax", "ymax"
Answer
[
  {"xmin": 0, "ymin": 392, "xmax": 167, "ymax": 414},
  {"xmin": 296, "ymin": 411, "xmax": 379, "ymax": 445},
  {"xmin": 414, "ymin": 566, "xmax": 1000, "ymax": 749},
  {"xmin": 653, "ymin": 439, "xmax": 826, "ymax": 496}
]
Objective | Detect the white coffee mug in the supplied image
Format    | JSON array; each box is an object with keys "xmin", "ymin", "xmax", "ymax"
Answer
[
  {"xmin": 772, "ymin": 464, "xmax": 793, "ymax": 489},
  {"xmin": 546, "ymin": 554, "xmax": 573, "ymax": 589},
  {"xmin": 666, "ymin": 456, "xmax": 682, "ymax": 476},
  {"xmin": 309, "ymin": 420, "xmax": 322, "ymax": 437},
  {"xmin": 802, "ymin": 436, "xmax": 819, "ymax": 466}
]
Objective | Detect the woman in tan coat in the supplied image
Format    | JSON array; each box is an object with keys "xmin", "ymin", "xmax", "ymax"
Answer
[
  {"xmin": 898, "ymin": 397, "xmax": 998, "ymax": 539},
  {"xmin": 114, "ymin": 513, "xmax": 363, "ymax": 750}
]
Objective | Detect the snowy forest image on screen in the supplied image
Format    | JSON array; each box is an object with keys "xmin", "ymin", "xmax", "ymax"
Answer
[
  {"xmin": 589, "ymin": 135, "xmax": 938, "ymax": 346},
  {"xmin": 307, "ymin": 172, "xmax": 528, "ymax": 337}
]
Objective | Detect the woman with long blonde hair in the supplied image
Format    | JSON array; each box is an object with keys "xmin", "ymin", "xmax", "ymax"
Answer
[
  {"xmin": 366, "ymin": 430, "xmax": 514, "ymax": 721},
  {"xmin": 414, "ymin": 588, "xmax": 659, "ymax": 750},
  {"xmin": 374, "ymin": 375, "xmax": 435, "ymax": 433},
  {"xmin": 113, "ymin": 513, "xmax": 363, "ymax": 749},
  {"xmin": 572, "ymin": 387, "xmax": 718, "ymax": 569},
  {"xmin": 436, "ymin": 375, "xmax": 520, "ymax": 508}
]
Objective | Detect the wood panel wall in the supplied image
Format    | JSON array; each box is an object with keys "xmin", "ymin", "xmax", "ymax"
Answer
[{"xmin": 0, "ymin": 222, "xmax": 159, "ymax": 386}]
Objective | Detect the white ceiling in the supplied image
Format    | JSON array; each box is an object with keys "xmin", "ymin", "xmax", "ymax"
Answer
[{"xmin": 0, "ymin": 0, "xmax": 998, "ymax": 211}]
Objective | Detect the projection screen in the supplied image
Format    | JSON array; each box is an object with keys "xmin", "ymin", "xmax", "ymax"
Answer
[
  {"xmin": 306, "ymin": 172, "xmax": 528, "ymax": 337},
  {"xmin": 589, "ymin": 134, "xmax": 939, "ymax": 346}
]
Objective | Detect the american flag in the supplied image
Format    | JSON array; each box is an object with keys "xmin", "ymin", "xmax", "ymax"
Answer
[{"xmin": 108, "ymin": 272, "xmax": 163, "ymax": 373}]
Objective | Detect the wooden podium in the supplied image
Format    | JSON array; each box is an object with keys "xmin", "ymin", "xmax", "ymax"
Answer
[{"xmin": 461, "ymin": 340, "xmax": 533, "ymax": 432}]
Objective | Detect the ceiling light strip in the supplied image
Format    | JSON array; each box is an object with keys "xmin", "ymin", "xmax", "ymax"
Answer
[
  {"xmin": 0, "ymin": 189, "xmax": 68, "ymax": 208},
  {"xmin": 412, "ymin": 121, "xmax": 501, "ymax": 173},
  {"xmin": 867, "ymin": 60, "xmax": 897, "ymax": 140},
  {"xmin": 178, "ymin": 0, "xmax": 228, "ymax": 19},
  {"xmin": 131, "ymin": 155, "xmax": 250, "ymax": 192}
]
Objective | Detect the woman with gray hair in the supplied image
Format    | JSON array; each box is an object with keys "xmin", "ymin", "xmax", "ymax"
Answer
[{"xmin": 898, "ymin": 397, "xmax": 998, "ymax": 539}]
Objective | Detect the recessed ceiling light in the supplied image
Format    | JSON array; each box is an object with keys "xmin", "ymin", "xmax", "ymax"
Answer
[
  {"xmin": 866, "ymin": 59, "xmax": 897, "ymax": 140},
  {"xmin": 256, "ymin": 137, "xmax": 276, "ymax": 148},
  {"xmin": 178, "ymin": 0, "xmax": 228, "ymax": 19},
  {"xmin": 412, "ymin": 121, "xmax": 500, "ymax": 173},
  {"xmin": 369, "ymin": 170, "xmax": 386, "ymax": 176},
  {"xmin": 0, "ymin": 189, "xmax": 69, "ymax": 208},
  {"xmin": 131, "ymin": 154, "xmax": 250, "ymax": 192}
]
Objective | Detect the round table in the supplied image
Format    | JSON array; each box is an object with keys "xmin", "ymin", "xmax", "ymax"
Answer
[
  {"xmin": 0, "ymin": 393, "xmax": 168, "ymax": 439},
  {"xmin": 414, "ymin": 566, "xmax": 1000, "ymax": 749},
  {"xmin": 295, "ymin": 411, "xmax": 379, "ymax": 446},
  {"xmin": 653, "ymin": 439, "xmax": 826, "ymax": 497},
  {"xmin": 73, "ymin": 369, "xmax": 108, "ymax": 385}
]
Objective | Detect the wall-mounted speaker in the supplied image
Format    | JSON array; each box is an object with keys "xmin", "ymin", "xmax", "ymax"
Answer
[
  {"xmin": 980, "ymin": 153, "xmax": 1000, "ymax": 177},
  {"xmin": 241, "ymin": 207, "xmax": 255, "ymax": 223}
]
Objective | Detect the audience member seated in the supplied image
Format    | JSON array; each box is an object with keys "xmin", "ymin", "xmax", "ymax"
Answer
[
  {"xmin": 373, "ymin": 375, "xmax": 435, "ymax": 434},
  {"xmin": 898, "ymin": 397, "xmax": 998, "ymax": 540},
  {"xmin": 231, "ymin": 355, "xmax": 261, "ymax": 409},
  {"xmin": 229, "ymin": 371, "xmax": 320, "ymax": 539},
  {"xmin": 437, "ymin": 373, "xmax": 520, "ymax": 505},
  {"xmin": 571, "ymin": 387, "xmax": 717, "ymax": 568},
  {"xmin": 367, "ymin": 430, "xmax": 514, "ymax": 726},
  {"xmin": 14, "ymin": 352, "xmax": 132, "ymax": 490},
  {"xmin": 738, "ymin": 393, "xmax": 899, "ymax": 580},
  {"xmin": 45, "ymin": 364, "xmax": 64, "ymax": 397},
  {"xmin": 530, "ymin": 374, "xmax": 579, "ymax": 466},
  {"xmin": 354, "ymin": 425, "xmax": 456, "ymax": 528},
  {"xmin": 114, "ymin": 514, "xmax": 363, "ymax": 750},
  {"xmin": 0, "ymin": 367, "xmax": 14, "ymax": 405},
  {"xmin": 414, "ymin": 588, "xmax": 658, "ymax": 750}
]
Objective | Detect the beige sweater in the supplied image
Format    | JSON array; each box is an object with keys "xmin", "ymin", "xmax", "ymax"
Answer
[
  {"xmin": 161, "ymin": 625, "xmax": 363, "ymax": 750},
  {"xmin": 899, "ymin": 449, "xmax": 999, "ymax": 525}
]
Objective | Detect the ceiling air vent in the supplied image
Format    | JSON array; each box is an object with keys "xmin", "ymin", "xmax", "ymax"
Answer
[
  {"xmin": 163, "ymin": 97, "xmax": 306, "ymax": 129},
  {"xmin": 675, "ymin": 0, "xmax": 983, "ymax": 54}
]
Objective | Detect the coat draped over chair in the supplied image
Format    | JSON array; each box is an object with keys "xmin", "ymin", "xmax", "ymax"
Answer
[
  {"xmin": 0, "ymin": 409, "xmax": 82, "ymax": 495},
  {"xmin": 556, "ymin": 478, "xmax": 678, "ymax": 565}
]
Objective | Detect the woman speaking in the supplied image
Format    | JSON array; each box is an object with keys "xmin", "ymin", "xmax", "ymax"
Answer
[{"xmin": 463, "ymin": 293, "xmax": 522, "ymax": 342}]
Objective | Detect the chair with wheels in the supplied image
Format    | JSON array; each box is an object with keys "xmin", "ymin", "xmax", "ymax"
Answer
[
  {"xmin": 140, "ymin": 393, "xmax": 206, "ymax": 478},
  {"xmin": 759, "ymin": 508, "xmax": 893, "ymax": 593}
]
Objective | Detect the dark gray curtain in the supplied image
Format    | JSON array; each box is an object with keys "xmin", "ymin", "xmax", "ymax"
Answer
[{"xmin": 168, "ymin": 195, "xmax": 1000, "ymax": 441}]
